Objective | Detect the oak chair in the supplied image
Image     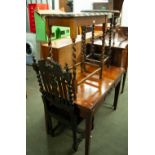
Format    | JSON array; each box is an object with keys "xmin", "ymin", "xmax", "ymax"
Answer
[{"xmin": 32, "ymin": 57, "xmax": 85, "ymax": 151}]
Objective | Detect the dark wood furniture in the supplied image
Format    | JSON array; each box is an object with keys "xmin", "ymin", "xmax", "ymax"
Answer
[
  {"xmin": 33, "ymin": 58, "xmax": 86, "ymax": 151},
  {"xmin": 80, "ymin": 9, "xmax": 128, "ymax": 93},
  {"xmin": 33, "ymin": 57, "xmax": 124, "ymax": 155},
  {"xmin": 40, "ymin": 28, "xmax": 128, "ymax": 94},
  {"xmin": 94, "ymin": 43, "xmax": 128, "ymax": 93},
  {"xmin": 40, "ymin": 31, "xmax": 103, "ymax": 68},
  {"xmin": 113, "ymin": 0, "xmax": 124, "ymax": 12},
  {"xmin": 36, "ymin": 10, "xmax": 114, "ymax": 91},
  {"xmin": 93, "ymin": 0, "xmax": 125, "ymax": 47},
  {"xmin": 92, "ymin": 26, "xmax": 128, "ymax": 93},
  {"xmin": 71, "ymin": 64, "xmax": 124, "ymax": 155},
  {"xmin": 34, "ymin": 11, "xmax": 125, "ymax": 155},
  {"xmin": 81, "ymin": 10, "xmax": 121, "ymax": 68}
]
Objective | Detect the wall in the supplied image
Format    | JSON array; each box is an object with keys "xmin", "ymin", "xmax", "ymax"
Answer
[
  {"xmin": 73, "ymin": 0, "xmax": 128, "ymax": 27},
  {"xmin": 26, "ymin": 0, "xmax": 128, "ymax": 32},
  {"xmin": 73, "ymin": 0, "xmax": 92, "ymax": 13},
  {"xmin": 121, "ymin": 0, "xmax": 128, "ymax": 26},
  {"xmin": 73, "ymin": 0, "xmax": 112, "ymax": 13}
]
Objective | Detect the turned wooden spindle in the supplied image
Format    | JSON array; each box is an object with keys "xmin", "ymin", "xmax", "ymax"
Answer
[
  {"xmin": 81, "ymin": 26, "xmax": 87, "ymax": 72},
  {"xmin": 100, "ymin": 15, "xmax": 107, "ymax": 79},
  {"xmin": 107, "ymin": 14, "xmax": 113, "ymax": 67},
  {"xmin": 32, "ymin": 56, "xmax": 44, "ymax": 93},
  {"xmin": 112, "ymin": 16, "xmax": 117, "ymax": 46},
  {"xmin": 65, "ymin": 63, "xmax": 76, "ymax": 102},
  {"xmin": 91, "ymin": 24, "xmax": 95, "ymax": 57},
  {"xmin": 71, "ymin": 38, "xmax": 77, "ymax": 95},
  {"xmin": 47, "ymin": 32, "xmax": 53, "ymax": 60},
  {"xmin": 45, "ymin": 17, "xmax": 53, "ymax": 60}
]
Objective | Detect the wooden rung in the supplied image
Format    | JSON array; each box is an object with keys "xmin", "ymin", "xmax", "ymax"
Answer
[
  {"xmin": 77, "ymin": 68, "xmax": 101, "ymax": 85},
  {"xmin": 84, "ymin": 61, "xmax": 99, "ymax": 67},
  {"xmin": 69, "ymin": 62, "xmax": 81, "ymax": 70},
  {"xmin": 86, "ymin": 58, "xmax": 100, "ymax": 64},
  {"xmin": 86, "ymin": 53, "xmax": 93, "ymax": 58},
  {"xmin": 84, "ymin": 81, "xmax": 100, "ymax": 88},
  {"xmin": 86, "ymin": 54, "xmax": 109, "ymax": 63},
  {"xmin": 104, "ymin": 55, "xmax": 110, "ymax": 63}
]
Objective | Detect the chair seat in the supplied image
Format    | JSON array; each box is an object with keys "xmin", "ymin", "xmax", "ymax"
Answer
[{"xmin": 48, "ymin": 104, "xmax": 83, "ymax": 126}]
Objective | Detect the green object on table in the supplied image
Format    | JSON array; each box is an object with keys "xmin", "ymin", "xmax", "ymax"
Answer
[{"xmin": 34, "ymin": 12, "xmax": 70, "ymax": 42}]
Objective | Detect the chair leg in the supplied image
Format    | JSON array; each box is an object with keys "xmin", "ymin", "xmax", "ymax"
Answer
[
  {"xmin": 51, "ymin": 121, "xmax": 66, "ymax": 137},
  {"xmin": 121, "ymin": 72, "xmax": 127, "ymax": 94},
  {"xmin": 72, "ymin": 127, "xmax": 78, "ymax": 151},
  {"xmin": 50, "ymin": 118, "xmax": 55, "ymax": 137},
  {"xmin": 44, "ymin": 109, "xmax": 53, "ymax": 135},
  {"xmin": 42, "ymin": 97, "xmax": 53, "ymax": 135}
]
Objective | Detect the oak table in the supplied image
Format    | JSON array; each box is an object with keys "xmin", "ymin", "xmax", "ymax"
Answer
[{"xmin": 74, "ymin": 65, "xmax": 124, "ymax": 155}]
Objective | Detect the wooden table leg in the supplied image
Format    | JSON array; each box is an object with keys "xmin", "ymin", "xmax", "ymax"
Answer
[
  {"xmin": 113, "ymin": 80, "xmax": 121, "ymax": 110},
  {"xmin": 121, "ymin": 72, "xmax": 127, "ymax": 94},
  {"xmin": 85, "ymin": 112, "xmax": 93, "ymax": 155}
]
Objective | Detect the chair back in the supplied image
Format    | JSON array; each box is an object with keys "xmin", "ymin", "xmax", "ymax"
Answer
[{"xmin": 33, "ymin": 57, "xmax": 75, "ymax": 112}]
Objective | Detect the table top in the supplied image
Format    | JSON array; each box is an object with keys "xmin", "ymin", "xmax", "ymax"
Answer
[
  {"xmin": 81, "ymin": 9, "xmax": 120, "ymax": 14},
  {"xmin": 75, "ymin": 65, "xmax": 124, "ymax": 110},
  {"xmin": 36, "ymin": 10, "xmax": 112, "ymax": 18},
  {"xmin": 37, "ymin": 10, "xmax": 111, "ymax": 39}
]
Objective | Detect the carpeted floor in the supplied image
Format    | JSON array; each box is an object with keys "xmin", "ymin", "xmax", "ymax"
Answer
[{"xmin": 26, "ymin": 65, "xmax": 128, "ymax": 155}]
